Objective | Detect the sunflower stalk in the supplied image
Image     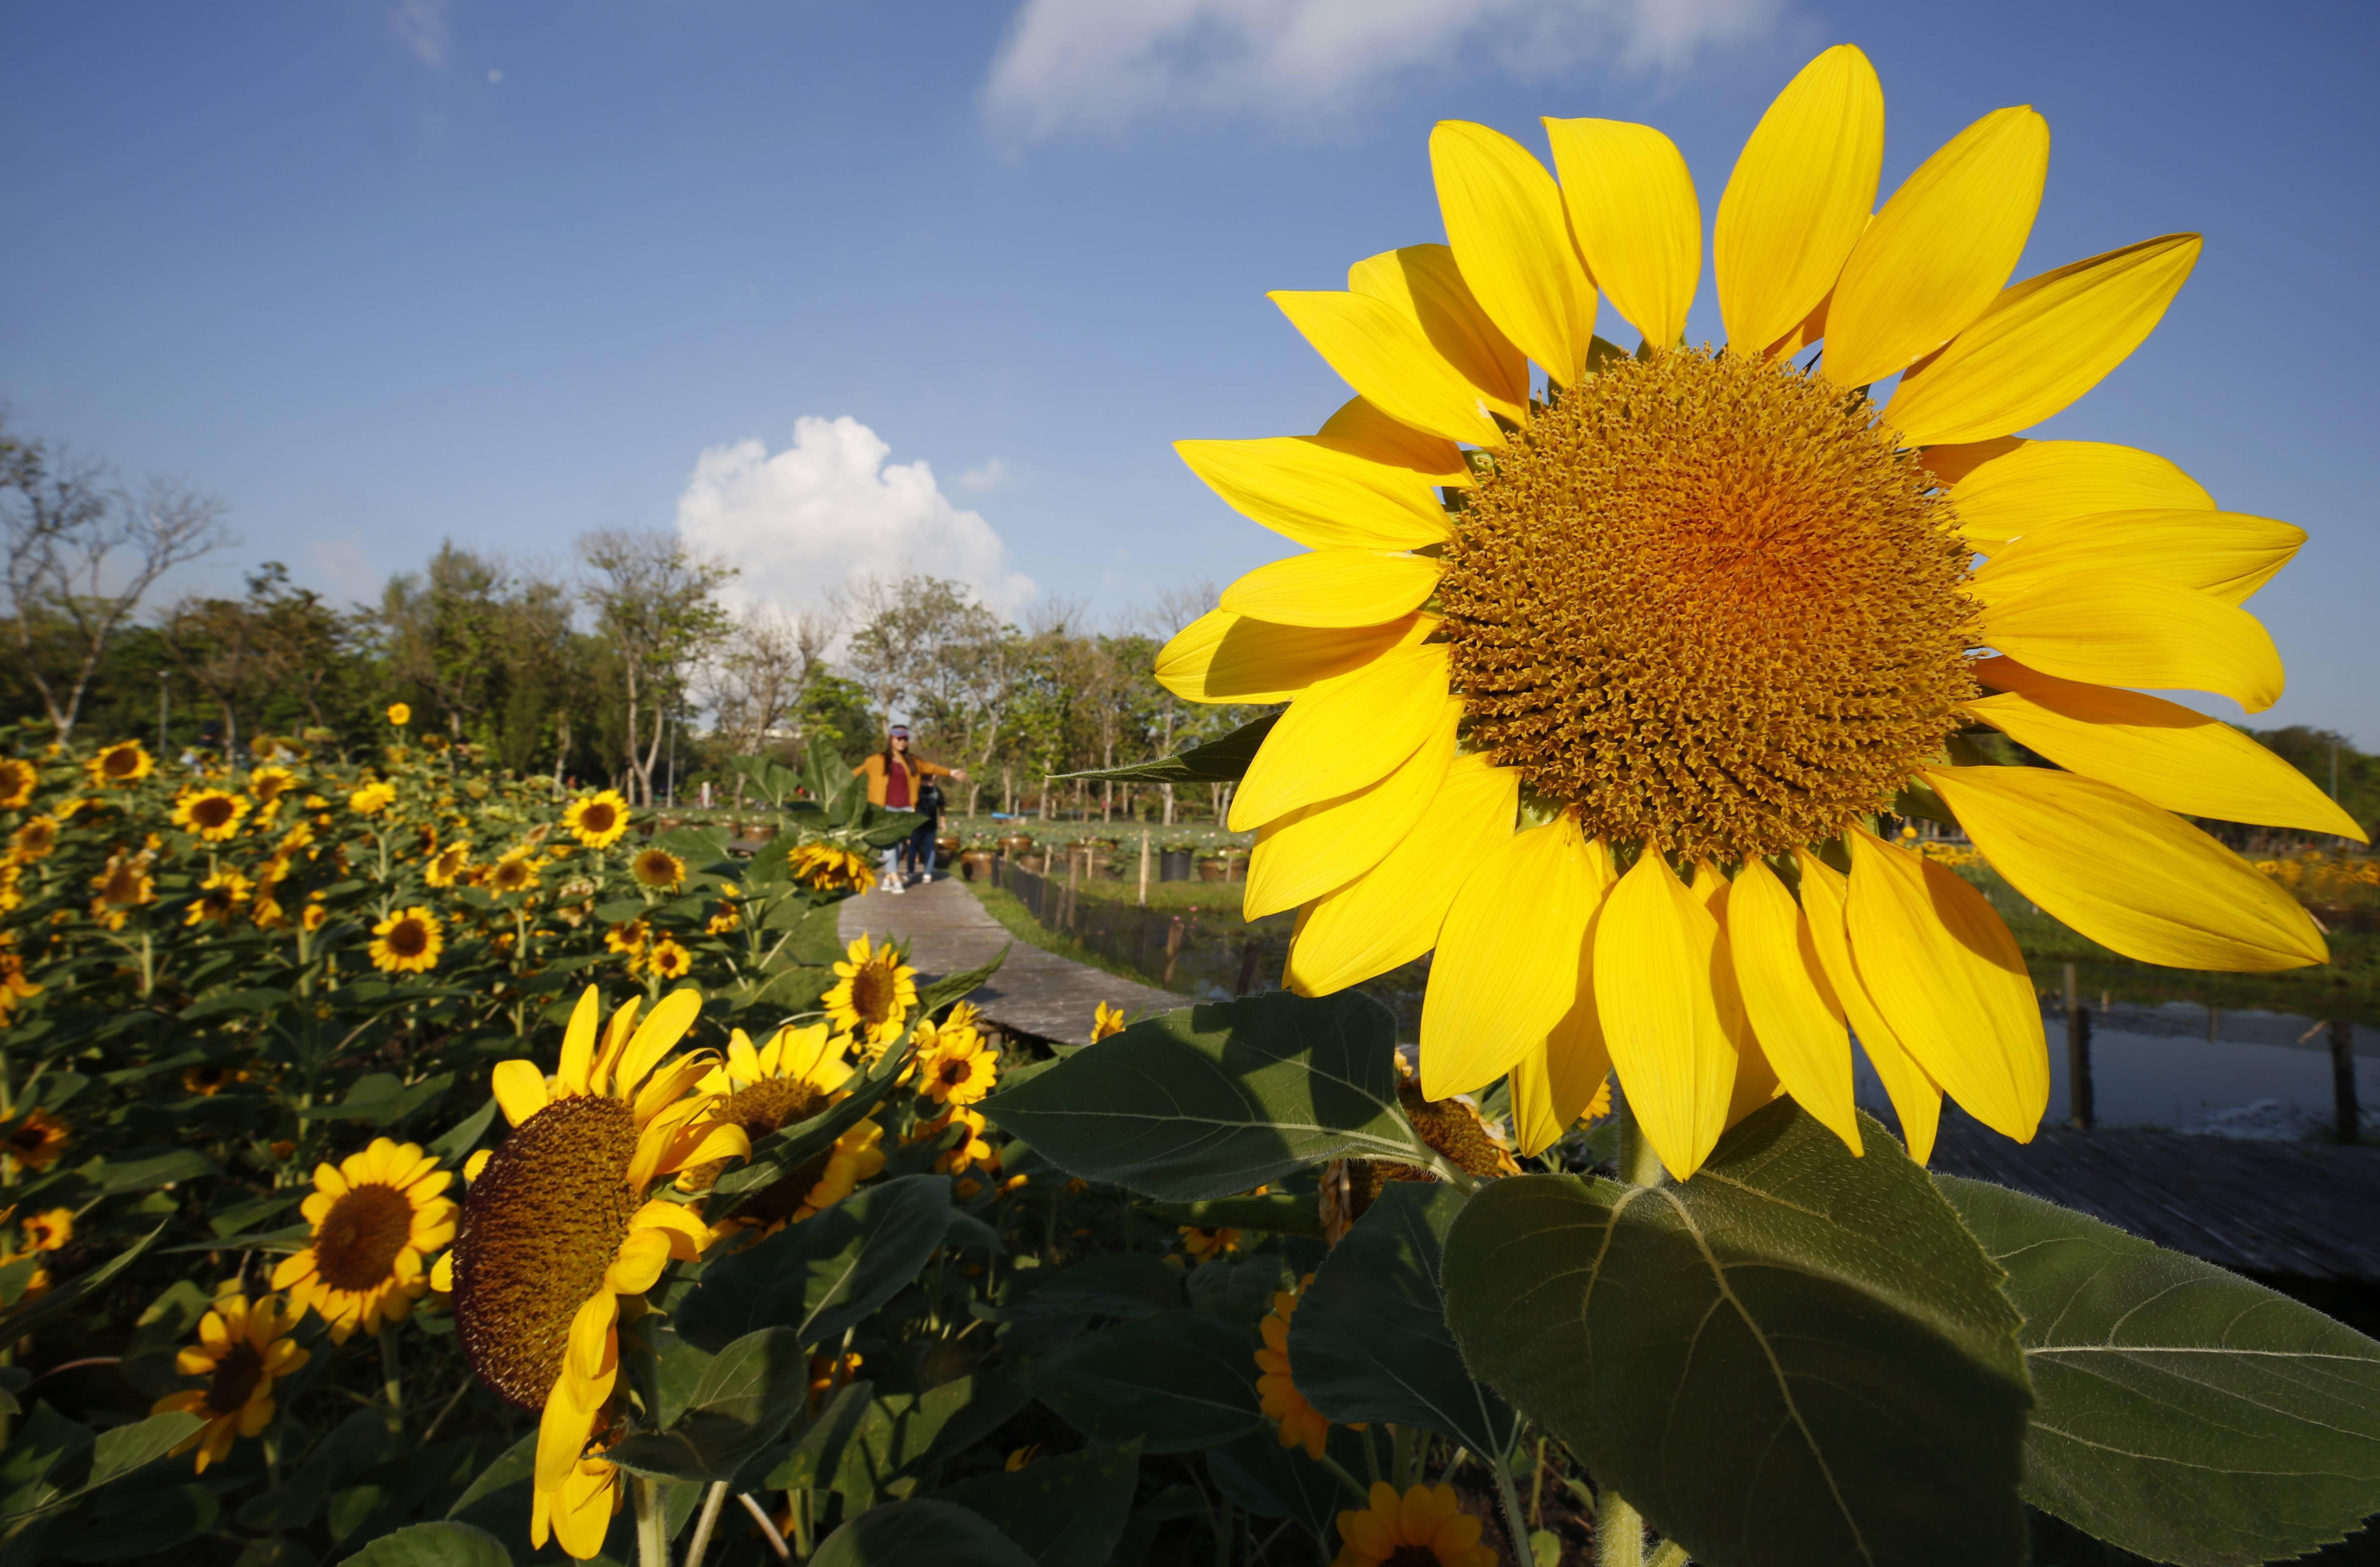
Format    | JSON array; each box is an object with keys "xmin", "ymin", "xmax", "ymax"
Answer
[
  {"xmin": 633, "ymin": 1475, "xmax": 670, "ymax": 1567},
  {"xmin": 1595, "ymin": 1490, "xmax": 1645, "ymax": 1567}
]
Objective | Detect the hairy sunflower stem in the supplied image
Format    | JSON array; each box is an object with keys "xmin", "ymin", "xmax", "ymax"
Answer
[
  {"xmin": 684, "ymin": 1481, "xmax": 729, "ymax": 1567},
  {"xmin": 377, "ymin": 1325, "xmax": 403, "ymax": 1416},
  {"xmin": 1615, "ymin": 1100, "xmax": 1665, "ymax": 1190},
  {"xmin": 1313, "ymin": 1452, "xmax": 1370, "ymax": 1504},
  {"xmin": 735, "ymin": 1492, "xmax": 791, "ymax": 1561},
  {"xmin": 1596, "ymin": 1489, "xmax": 1644, "ymax": 1567},
  {"xmin": 1646, "ymin": 1540, "xmax": 1690, "ymax": 1567},
  {"xmin": 1492, "ymin": 1460, "xmax": 1534, "ymax": 1567},
  {"xmin": 634, "ymin": 1476, "xmax": 670, "ymax": 1567}
]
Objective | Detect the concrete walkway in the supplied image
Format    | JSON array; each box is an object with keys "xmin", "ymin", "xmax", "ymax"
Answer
[{"xmin": 835, "ymin": 875, "xmax": 1183, "ymax": 1047}]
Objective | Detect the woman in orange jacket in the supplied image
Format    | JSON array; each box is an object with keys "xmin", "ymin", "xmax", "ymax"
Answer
[{"xmin": 852, "ymin": 726, "xmax": 967, "ymax": 890}]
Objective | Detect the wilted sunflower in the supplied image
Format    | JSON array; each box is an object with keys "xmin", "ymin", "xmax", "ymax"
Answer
[
  {"xmin": 89, "ymin": 852, "xmax": 154, "ymax": 928},
  {"xmin": 0, "ymin": 757, "xmax": 35, "ymax": 811},
  {"xmin": 369, "ymin": 907, "xmax": 444, "ymax": 974},
  {"xmin": 487, "ymin": 850, "xmax": 540, "ymax": 895},
  {"xmin": 274, "ymin": 1136, "xmax": 456, "ymax": 1343},
  {"xmin": 1255, "ymin": 1274, "xmax": 1359, "ymax": 1459},
  {"xmin": 823, "ymin": 935, "xmax": 916, "ymax": 1049},
  {"xmin": 1319, "ymin": 1065, "xmax": 1516, "ymax": 1244},
  {"xmin": 1181, "ymin": 1224, "xmax": 1240, "ymax": 1261},
  {"xmin": 646, "ymin": 936, "xmax": 693, "ymax": 981},
  {"xmin": 438, "ymin": 987, "xmax": 747, "ymax": 1560},
  {"xmin": 1332, "ymin": 1483, "xmax": 1497, "ymax": 1567},
  {"xmin": 182, "ymin": 1063, "xmax": 252, "ymax": 1097},
  {"xmin": 151, "ymin": 1290, "xmax": 309, "ymax": 1473},
  {"xmin": 563, "ymin": 791, "xmax": 631, "ymax": 850},
  {"xmin": 1162, "ymin": 43, "xmax": 2353, "ymax": 1180},
  {"xmin": 678, "ymin": 1022, "xmax": 885, "ymax": 1242},
  {"xmin": 186, "ymin": 869, "xmax": 254, "ymax": 928},
  {"xmin": 84, "ymin": 741, "xmax": 152, "ymax": 789},
  {"xmin": 7, "ymin": 816, "xmax": 55, "ymax": 863},
  {"xmin": 172, "ymin": 788, "xmax": 251, "ymax": 843},
  {"xmin": 630, "ymin": 847, "xmax": 685, "ymax": 892}
]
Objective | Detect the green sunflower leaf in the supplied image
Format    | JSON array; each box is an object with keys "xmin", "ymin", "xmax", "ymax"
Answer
[
  {"xmin": 812, "ymin": 1498, "xmax": 1036, "ymax": 1567},
  {"xmin": 334, "ymin": 1520, "xmax": 512, "ymax": 1567},
  {"xmin": 674, "ymin": 1174, "xmax": 951, "ymax": 1353},
  {"xmin": 980, "ymin": 991, "xmax": 1435, "ymax": 1201},
  {"xmin": 1291, "ymin": 1181, "xmax": 1516, "ymax": 1458},
  {"xmin": 930, "ymin": 1439, "xmax": 1143, "ymax": 1567},
  {"xmin": 1441, "ymin": 1102, "xmax": 2032, "ymax": 1567},
  {"xmin": 605, "ymin": 1326, "xmax": 813, "ymax": 1484},
  {"xmin": 1056, "ymin": 713, "xmax": 1278, "ymax": 785},
  {"xmin": 1144, "ymin": 1193, "xmax": 1325, "ymax": 1237},
  {"xmin": 1941, "ymin": 1174, "xmax": 2380, "ymax": 1567},
  {"xmin": 1030, "ymin": 1310, "xmax": 1265, "ymax": 1454}
]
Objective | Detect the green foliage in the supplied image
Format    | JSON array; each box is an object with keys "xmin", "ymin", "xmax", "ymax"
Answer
[
  {"xmin": 1060, "ymin": 713, "xmax": 1277, "ymax": 785},
  {"xmin": 811, "ymin": 1499, "xmax": 1036, "ymax": 1567},
  {"xmin": 1443, "ymin": 1103, "xmax": 2034, "ymax": 1567},
  {"xmin": 674, "ymin": 1176, "xmax": 954, "ymax": 1353},
  {"xmin": 931, "ymin": 1441, "xmax": 1142, "ymax": 1567},
  {"xmin": 1031, "ymin": 1310, "xmax": 1265, "ymax": 1454},
  {"xmin": 1944, "ymin": 1176, "xmax": 2380, "ymax": 1566}
]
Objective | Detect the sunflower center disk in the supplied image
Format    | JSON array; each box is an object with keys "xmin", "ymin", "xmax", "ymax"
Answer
[
  {"xmin": 849, "ymin": 966, "xmax": 895, "ymax": 1027},
  {"xmin": 712, "ymin": 1078, "xmax": 831, "ymax": 1223},
  {"xmin": 206, "ymin": 1342, "xmax": 265, "ymax": 1417},
  {"xmin": 388, "ymin": 922, "xmax": 428, "ymax": 958},
  {"xmin": 452, "ymin": 1094, "xmax": 641, "ymax": 1410},
  {"xmin": 314, "ymin": 1183, "xmax": 416, "ymax": 1291},
  {"xmin": 1440, "ymin": 347, "xmax": 1976, "ymax": 866}
]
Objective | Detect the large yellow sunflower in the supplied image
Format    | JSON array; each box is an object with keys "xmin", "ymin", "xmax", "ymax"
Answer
[
  {"xmin": 150, "ymin": 1290, "xmax": 310, "ymax": 1473},
  {"xmin": 172, "ymin": 788, "xmax": 251, "ymax": 842},
  {"xmin": 1161, "ymin": 44, "xmax": 2355, "ymax": 1181},
  {"xmin": 369, "ymin": 906, "xmax": 444, "ymax": 974},
  {"xmin": 1256, "ymin": 1274, "xmax": 1356, "ymax": 1459},
  {"xmin": 1332, "ymin": 1482, "xmax": 1496, "ymax": 1567},
  {"xmin": 563, "ymin": 790, "xmax": 631, "ymax": 850},
  {"xmin": 273, "ymin": 1136, "xmax": 457, "ymax": 1343},
  {"xmin": 84, "ymin": 741, "xmax": 152, "ymax": 789},
  {"xmin": 0, "ymin": 757, "xmax": 35, "ymax": 811},
  {"xmin": 822, "ymin": 935, "xmax": 917, "ymax": 1049},
  {"xmin": 630, "ymin": 847, "xmax": 685, "ymax": 891},
  {"xmin": 677, "ymin": 1022, "xmax": 885, "ymax": 1241},
  {"xmin": 438, "ymin": 986, "xmax": 747, "ymax": 1561}
]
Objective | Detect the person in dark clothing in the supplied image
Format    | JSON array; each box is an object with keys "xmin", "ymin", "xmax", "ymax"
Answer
[{"xmin": 905, "ymin": 776, "xmax": 946, "ymax": 884}]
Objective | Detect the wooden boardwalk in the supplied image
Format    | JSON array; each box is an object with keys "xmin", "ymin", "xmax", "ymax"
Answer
[
  {"xmin": 1931, "ymin": 1116, "xmax": 2380, "ymax": 1282},
  {"xmin": 837, "ymin": 876, "xmax": 1184, "ymax": 1048}
]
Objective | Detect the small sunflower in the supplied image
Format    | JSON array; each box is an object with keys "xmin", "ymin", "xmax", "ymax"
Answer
[
  {"xmin": 426, "ymin": 842, "xmax": 474, "ymax": 888},
  {"xmin": 487, "ymin": 850, "xmax": 540, "ymax": 895},
  {"xmin": 273, "ymin": 1136, "xmax": 456, "ymax": 1343},
  {"xmin": 0, "ymin": 758, "xmax": 36, "ymax": 811},
  {"xmin": 369, "ymin": 907, "xmax": 444, "ymax": 974},
  {"xmin": 387, "ymin": 702, "xmax": 412, "ymax": 727},
  {"xmin": 8, "ymin": 816, "xmax": 58, "ymax": 863},
  {"xmin": 630, "ymin": 847, "xmax": 685, "ymax": 892},
  {"xmin": 440, "ymin": 987, "xmax": 748, "ymax": 1561},
  {"xmin": 1256, "ymin": 1273, "xmax": 1360, "ymax": 1459},
  {"xmin": 1333, "ymin": 1483, "xmax": 1496, "ymax": 1567},
  {"xmin": 679, "ymin": 1023, "xmax": 885, "ymax": 1240},
  {"xmin": 705, "ymin": 904, "xmax": 742, "ymax": 937},
  {"xmin": 301, "ymin": 902, "xmax": 330, "ymax": 934},
  {"xmin": 647, "ymin": 937, "xmax": 693, "ymax": 981},
  {"xmin": 823, "ymin": 935, "xmax": 917, "ymax": 1049},
  {"xmin": 563, "ymin": 791, "xmax": 631, "ymax": 850},
  {"xmin": 171, "ymin": 788, "xmax": 250, "ymax": 842},
  {"xmin": 182, "ymin": 1063, "xmax": 252, "ymax": 1097},
  {"xmin": 1320, "ymin": 1066, "xmax": 1516, "ymax": 1245},
  {"xmin": 151, "ymin": 1290, "xmax": 310, "ymax": 1474},
  {"xmin": 18, "ymin": 1207, "xmax": 71, "ymax": 1254},
  {"xmin": 186, "ymin": 869, "xmax": 254, "ymax": 928},
  {"xmin": 1091, "ymin": 1001, "xmax": 1128, "ymax": 1041},
  {"xmin": 915, "ymin": 1105, "xmax": 997, "ymax": 1177},
  {"xmin": 249, "ymin": 765, "xmax": 301, "ymax": 807},
  {"xmin": 0, "ymin": 943, "xmax": 40, "ymax": 1028},
  {"xmin": 1181, "ymin": 1225, "xmax": 1239, "ymax": 1262},
  {"xmin": 603, "ymin": 918, "xmax": 648, "ymax": 958},
  {"xmin": 85, "ymin": 741, "xmax": 152, "ymax": 789},
  {"xmin": 349, "ymin": 781, "xmax": 397, "ymax": 817},
  {"xmin": 917, "ymin": 1021, "xmax": 998, "ymax": 1107}
]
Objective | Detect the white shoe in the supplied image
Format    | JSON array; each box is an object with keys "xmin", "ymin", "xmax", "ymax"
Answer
[{"xmin": 887, "ymin": 879, "xmax": 904, "ymax": 894}]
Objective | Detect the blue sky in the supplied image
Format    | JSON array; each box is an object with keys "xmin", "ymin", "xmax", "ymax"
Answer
[{"xmin": 5, "ymin": 0, "xmax": 2377, "ymax": 742}]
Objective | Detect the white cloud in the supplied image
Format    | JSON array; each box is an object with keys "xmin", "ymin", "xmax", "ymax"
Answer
[
  {"xmin": 956, "ymin": 458, "xmax": 1011, "ymax": 494},
  {"xmin": 675, "ymin": 416, "xmax": 1036, "ymax": 618},
  {"xmin": 984, "ymin": 0, "xmax": 1780, "ymax": 143},
  {"xmin": 390, "ymin": 0, "xmax": 451, "ymax": 68}
]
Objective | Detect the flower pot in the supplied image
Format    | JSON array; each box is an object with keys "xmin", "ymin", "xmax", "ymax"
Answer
[
  {"xmin": 999, "ymin": 834, "xmax": 1036, "ymax": 857},
  {"xmin": 1160, "ymin": 849, "xmax": 1192, "ymax": 882},
  {"xmin": 1017, "ymin": 854, "xmax": 1047, "ymax": 875},
  {"xmin": 746, "ymin": 822, "xmax": 778, "ymax": 845},
  {"xmin": 960, "ymin": 850, "xmax": 996, "ymax": 882},
  {"xmin": 1196, "ymin": 857, "xmax": 1226, "ymax": 882},
  {"xmin": 656, "ymin": 816, "xmax": 685, "ymax": 833},
  {"xmin": 937, "ymin": 834, "xmax": 962, "ymax": 857}
]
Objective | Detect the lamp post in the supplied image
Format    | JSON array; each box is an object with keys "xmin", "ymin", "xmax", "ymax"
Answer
[{"xmin": 156, "ymin": 670, "xmax": 170, "ymax": 757}]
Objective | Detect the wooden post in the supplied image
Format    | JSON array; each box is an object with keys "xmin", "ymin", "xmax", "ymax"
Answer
[
  {"xmin": 2064, "ymin": 962, "xmax": 2093, "ymax": 1130},
  {"xmin": 2334, "ymin": 1019, "xmax": 2361, "ymax": 1145},
  {"xmin": 1138, "ymin": 830, "xmax": 1151, "ymax": 908},
  {"xmin": 1236, "ymin": 938, "xmax": 1263, "ymax": 997},
  {"xmin": 1162, "ymin": 916, "xmax": 1184, "ymax": 987}
]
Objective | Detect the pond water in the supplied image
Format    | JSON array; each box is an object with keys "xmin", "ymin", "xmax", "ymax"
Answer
[{"xmin": 1850, "ymin": 1003, "xmax": 2378, "ymax": 1140}]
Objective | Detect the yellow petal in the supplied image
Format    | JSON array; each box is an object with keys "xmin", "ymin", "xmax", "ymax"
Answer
[
  {"xmin": 1713, "ymin": 44, "xmax": 1884, "ymax": 355},
  {"xmin": 1545, "ymin": 117, "xmax": 1700, "ymax": 349},
  {"xmin": 1824, "ymin": 106, "xmax": 2050, "ymax": 389},
  {"xmin": 1430, "ymin": 120, "xmax": 1598, "ymax": 384},
  {"xmin": 1229, "ymin": 642, "xmax": 1452, "ymax": 830},
  {"xmin": 1510, "ymin": 844, "xmax": 1620, "ymax": 1159},
  {"xmin": 1348, "ymin": 244, "xmax": 1530, "ymax": 418},
  {"xmin": 725, "ymin": 1032, "xmax": 764, "ymax": 1084},
  {"xmin": 1924, "ymin": 764, "xmax": 2327, "ymax": 972},
  {"xmin": 1593, "ymin": 852, "xmax": 1738, "ymax": 1181},
  {"xmin": 1887, "ymin": 235, "xmax": 2200, "ymax": 445},
  {"xmin": 1725, "ymin": 858, "xmax": 1861, "ymax": 1155},
  {"xmin": 1842, "ymin": 828, "xmax": 2046, "ymax": 1142},
  {"xmin": 602, "ymin": 1228, "xmax": 674, "ymax": 1296},
  {"xmin": 1976, "ymin": 574, "xmax": 2285, "ymax": 713},
  {"xmin": 557, "ymin": 985, "xmax": 601, "ymax": 1094},
  {"xmin": 1796, "ymin": 853, "xmax": 1941, "ymax": 1163},
  {"xmin": 1968, "ymin": 657, "xmax": 2363, "ymax": 839},
  {"xmin": 1420, "ymin": 816, "xmax": 1603, "ymax": 1100},
  {"xmin": 1175, "ymin": 436, "xmax": 1457, "ymax": 553},
  {"xmin": 1156, "ymin": 609, "xmax": 1427, "ymax": 705},
  {"xmin": 1286, "ymin": 754, "xmax": 1519, "ymax": 995},
  {"xmin": 492, "ymin": 1060, "xmax": 550, "ymax": 1128},
  {"xmin": 1245, "ymin": 697, "xmax": 1460, "ymax": 919},
  {"xmin": 1940, "ymin": 438, "xmax": 2214, "ymax": 547},
  {"xmin": 1270, "ymin": 290, "xmax": 1503, "ymax": 446},
  {"xmin": 1316, "ymin": 396, "xmax": 1470, "ymax": 485},
  {"xmin": 1971, "ymin": 508, "xmax": 2302, "ymax": 609},
  {"xmin": 616, "ymin": 988, "xmax": 703, "ymax": 1098},
  {"xmin": 1218, "ymin": 550, "xmax": 1444, "ymax": 630},
  {"xmin": 1917, "ymin": 435, "xmax": 2025, "ymax": 489}
]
